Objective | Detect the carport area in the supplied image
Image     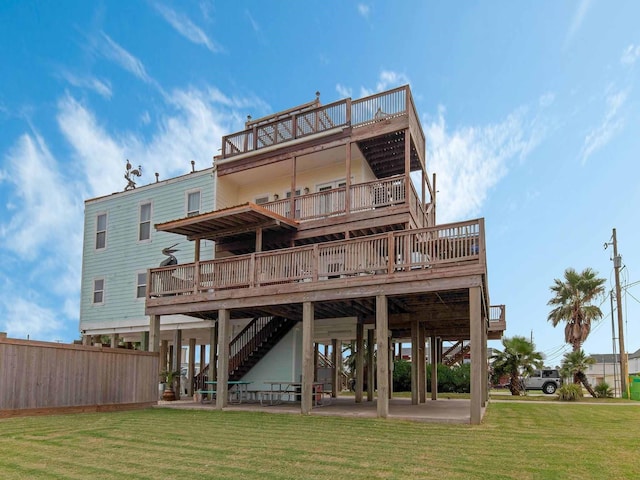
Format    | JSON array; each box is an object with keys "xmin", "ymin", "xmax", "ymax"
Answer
[{"xmin": 156, "ymin": 395, "xmax": 482, "ymax": 424}]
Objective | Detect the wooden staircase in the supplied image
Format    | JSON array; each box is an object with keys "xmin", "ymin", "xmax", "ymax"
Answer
[
  {"xmin": 443, "ymin": 341, "xmax": 470, "ymax": 366},
  {"xmin": 193, "ymin": 316, "xmax": 297, "ymax": 389}
]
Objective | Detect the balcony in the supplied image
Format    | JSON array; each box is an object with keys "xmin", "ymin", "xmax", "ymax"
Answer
[
  {"xmin": 218, "ymin": 85, "xmax": 425, "ymax": 164},
  {"xmin": 147, "ymin": 219, "xmax": 485, "ymax": 301},
  {"xmin": 261, "ymin": 174, "xmax": 431, "ymax": 228}
]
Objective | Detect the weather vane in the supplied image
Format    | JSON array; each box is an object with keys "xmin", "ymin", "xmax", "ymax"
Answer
[{"xmin": 124, "ymin": 160, "xmax": 142, "ymax": 191}]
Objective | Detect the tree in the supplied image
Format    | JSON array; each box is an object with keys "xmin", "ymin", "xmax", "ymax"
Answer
[
  {"xmin": 547, "ymin": 267, "xmax": 606, "ymax": 351},
  {"xmin": 491, "ymin": 336, "xmax": 544, "ymax": 396},
  {"xmin": 560, "ymin": 349, "xmax": 597, "ymax": 397}
]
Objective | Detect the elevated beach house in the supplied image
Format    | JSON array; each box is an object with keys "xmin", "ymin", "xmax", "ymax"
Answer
[{"xmin": 80, "ymin": 85, "xmax": 505, "ymax": 423}]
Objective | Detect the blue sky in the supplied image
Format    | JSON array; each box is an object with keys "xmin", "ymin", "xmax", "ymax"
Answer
[{"xmin": 1, "ymin": 1, "xmax": 639, "ymax": 366}]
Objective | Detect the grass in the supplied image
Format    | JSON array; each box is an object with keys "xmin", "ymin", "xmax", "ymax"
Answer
[{"xmin": 0, "ymin": 402, "xmax": 638, "ymax": 479}]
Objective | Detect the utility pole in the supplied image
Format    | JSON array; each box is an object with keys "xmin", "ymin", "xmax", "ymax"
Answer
[
  {"xmin": 609, "ymin": 290, "xmax": 618, "ymax": 396},
  {"xmin": 612, "ymin": 228, "xmax": 628, "ymax": 398}
]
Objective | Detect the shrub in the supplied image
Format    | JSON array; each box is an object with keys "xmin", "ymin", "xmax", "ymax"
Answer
[
  {"xmin": 557, "ymin": 383, "xmax": 583, "ymax": 401},
  {"xmin": 393, "ymin": 360, "xmax": 412, "ymax": 392},
  {"xmin": 594, "ymin": 381, "xmax": 614, "ymax": 398}
]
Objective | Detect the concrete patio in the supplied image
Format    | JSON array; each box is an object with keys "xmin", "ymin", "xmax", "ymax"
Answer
[{"xmin": 155, "ymin": 395, "xmax": 483, "ymax": 424}]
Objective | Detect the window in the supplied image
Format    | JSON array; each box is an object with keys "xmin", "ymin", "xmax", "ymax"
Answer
[
  {"xmin": 139, "ymin": 202, "xmax": 151, "ymax": 241},
  {"xmin": 187, "ymin": 190, "xmax": 201, "ymax": 217},
  {"xmin": 93, "ymin": 278, "xmax": 104, "ymax": 304},
  {"xmin": 255, "ymin": 195, "xmax": 269, "ymax": 205},
  {"xmin": 95, "ymin": 213, "xmax": 107, "ymax": 250},
  {"xmin": 136, "ymin": 272, "xmax": 147, "ymax": 298}
]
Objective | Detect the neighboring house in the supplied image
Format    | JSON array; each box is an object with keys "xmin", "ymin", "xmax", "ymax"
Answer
[
  {"xmin": 140, "ymin": 85, "xmax": 506, "ymax": 423},
  {"xmin": 586, "ymin": 347, "xmax": 640, "ymax": 396},
  {"xmin": 80, "ymin": 167, "xmax": 216, "ymax": 347}
]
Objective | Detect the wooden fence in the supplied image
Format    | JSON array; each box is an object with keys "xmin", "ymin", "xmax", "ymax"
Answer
[{"xmin": 0, "ymin": 335, "xmax": 158, "ymax": 417}]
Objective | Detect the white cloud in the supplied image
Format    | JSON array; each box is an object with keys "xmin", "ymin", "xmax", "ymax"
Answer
[
  {"xmin": 0, "ymin": 132, "xmax": 83, "ymax": 260},
  {"xmin": 336, "ymin": 83, "xmax": 352, "ymax": 98},
  {"xmin": 580, "ymin": 88, "xmax": 628, "ymax": 164},
  {"xmin": 564, "ymin": 0, "xmax": 592, "ymax": 49},
  {"xmin": 154, "ymin": 3, "xmax": 223, "ymax": 53},
  {"xmin": 621, "ymin": 44, "xmax": 640, "ymax": 65},
  {"xmin": 140, "ymin": 110, "xmax": 151, "ymax": 125},
  {"xmin": 357, "ymin": 4, "xmax": 370, "ymax": 18},
  {"xmin": 357, "ymin": 70, "xmax": 410, "ymax": 98},
  {"xmin": 99, "ymin": 32, "xmax": 154, "ymax": 85},
  {"xmin": 425, "ymin": 105, "xmax": 544, "ymax": 223},
  {"xmin": 56, "ymin": 86, "xmax": 268, "ymax": 198},
  {"xmin": 58, "ymin": 70, "xmax": 112, "ymax": 99},
  {"xmin": 1, "ymin": 296, "xmax": 63, "ymax": 340},
  {"xmin": 245, "ymin": 9, "xmax": 260, "ymax": 32}
]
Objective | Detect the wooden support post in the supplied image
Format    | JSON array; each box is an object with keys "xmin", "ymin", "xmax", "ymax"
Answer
[
  {"xmin": 376, "ymin": 294, "xmax": 389, "ymax": 418},
  {"xmin": 355, "ymin": 322, "xmax": 364, "ymax": 403},
  {"xmin": 188, "ymin": 338, "xmax": 196, "ymax": 397},
  {"xmin": 195, "ymin": 238, "xmax": 201, "ymax": 262},
  {"xmin": 209, "ymin": 324, "xmax": 218, "ymax": 383},
  {"xmin": 411, "ymin": 318, "xmax": 419, "ymax": 405},
  {"xmin": 345, "ymin": 142, "xmax": 351, "ymax": 214},
  {"xmin": 82, "ymin": 335, "xmax": 91, "ymax": 346},
  {"xmin": 388, "ymin": 338, "xmax": 393, "ymax": 400},
  {"xmin": 172, "ymin": 329, "xmax": 182, "ymax": 399},
  {"xmin": 336, "ymin": 339, "xmax": 343, "ymax": 392},
  {"xmin": 199, "ymin": 344, "xmax": 206, "ymax": 391},
  {"xmin": 314, "ymin": 343, "xmax": 319, "ymax": 382},
  {"xmin": 216, "ymin": 310, "xmax": 229, "ymax": 409},
  {"xmin": 331, "ymin": 338, "xmax": 339, "ymax": 398},
  {"xmin": 430, "ymin": 336, "xmax": 438, "ymax": 400},
  {"xmin": 160, "ymin": 340, "xmax": 168, "ymax": 376},
  {"xmin": 255, "ymin": 227, "xmax": 263, "ymax": 253},
  {"xmin": 470, "ymin": 286, "xmax": 482, "ymax": 425},
  {"xmin": 301, "ymin": 301, "xmax": 314, "ymax": 415},
  {"xmin": 482, "ymin": 317, "xmax": 488, "ymax": 406},
  {"xmin": 141, "ymin": 331, "xmax": 149, "ymax": 351},
  {"xmin": 367, "ymin": 328, "xmax": 374, "ymax": 402},
  {"xmin": 111, "ymin": 333, "xmax": 120, "ymax": 349},
  {"xmin": 418, "ymin": 322, "xmax": 426, "ymax": 404},
  {"xmin": 149, "ymin": 316, "xmax": 160, "ymax": 352}
]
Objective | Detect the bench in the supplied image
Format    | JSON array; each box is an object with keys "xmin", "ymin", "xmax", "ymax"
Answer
[
  {"xmin": 255, "ymin": 390, "xmax": 288, "ymax": 406},
  {"xmin": 196, "ymin": 389, "xmax": 216, "ymax": 404}
]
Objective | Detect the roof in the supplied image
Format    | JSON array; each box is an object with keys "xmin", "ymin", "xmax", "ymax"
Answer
[{"xmin": 154, "ymin": 202, "xmax": 299, "ymax": 242}]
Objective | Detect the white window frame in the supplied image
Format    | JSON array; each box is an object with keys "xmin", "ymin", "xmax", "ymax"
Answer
[
  {"xmin": 138, "ymin": 201, "xmax": 152, "ymax": 242},
  {"xmin": 93, "ymin": 277, "xmax": 105, "ymax": 305},
  {"xmin": 135, "ymin": 271, "xmax": 147, "ymax": 299},
  {"xmin": 186, "ymin": 189, "xmax": 201, "ymax": 217},
  {"xmin": 255, "ymin": 194, "xmax": 270, "ymax": 205},
  {"xmin": 95, "ymin": 212, "xmax": 107, "ymax": 251}
]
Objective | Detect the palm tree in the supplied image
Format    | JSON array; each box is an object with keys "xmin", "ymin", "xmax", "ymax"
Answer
[
  {"xmin": 491, "ymin": 336, "xmax": 544, "ymax": 396},
  {"xmin": 560, "ymin": 349, "xmax": 597, "ymax": 397},
  {"xmin": 547, "ymin": 268, "xmax": 606, "ymax": 351}
]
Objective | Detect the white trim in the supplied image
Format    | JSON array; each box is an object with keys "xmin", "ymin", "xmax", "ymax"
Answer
[
  {"xmin": 95, "ymin": 212, "xmax": 108, "ymax": 251},
  {"xmin": 137, "ymin": 200, "xmax": 152, "ymax": 243},
  {"xmin": 135, "ymin": 271, "xmax": 147, "ymax": 299},
  {"xmin": 185, "ymin": 188, "xmax": 201, "ymax": 217},
  {"xmin": 92, "ymin": 277, "xmax": 105, "ymax": 305}
]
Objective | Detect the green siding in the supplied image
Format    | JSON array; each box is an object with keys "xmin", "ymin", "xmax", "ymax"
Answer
[{"xmin": 80, "ymin": 168, "xmax": 215, "ymax": 331}]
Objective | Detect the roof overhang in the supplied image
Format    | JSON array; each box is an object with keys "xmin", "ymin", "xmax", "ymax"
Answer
[{"xmin": 155, "ymin": 203, "xmax": 299, "ymax": 242}]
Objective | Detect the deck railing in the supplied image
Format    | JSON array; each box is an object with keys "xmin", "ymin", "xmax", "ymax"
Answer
[
  {"xmin": 260, "ymin": 174, "xmax": 413, "ymax": 221},
  {"xmin": 148, "ymin": 219, "xmax": 485, "ymax": 298},
  {"xmin": 220, "ymin": 86, "xmax": 421, "ymax": 158}
]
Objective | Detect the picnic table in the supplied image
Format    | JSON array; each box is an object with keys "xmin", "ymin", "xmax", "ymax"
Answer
[
  {"xmin": 199, "ymin": 380, "xmax": 252, "ymax": 404},
  {"xmin": 258, "ymin": 381, "xmax": 329, "ymax": 406}
]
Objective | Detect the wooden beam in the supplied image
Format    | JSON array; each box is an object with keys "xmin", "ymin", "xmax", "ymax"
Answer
[
  {"xmin": 376, "ymin": 294, "xmax": 389, "ymax": 418},
  {"xmin": 216, "ymin": 310, "xmax": 229, "ymax": 409},
  {"xmin": 355, "ymin": 322, "xmax": 364, "ymax": 403},
  {"xmin": 410, "ymin": 318, "xmax": 418, "ymax": 405},
  {"xmin": 209, "ymin": 324, "xmax": 218, "ymax": 382},
  {"xmin": 367, "ymin": 329, "xmax": 374, "ymax": 402},
  {"xmin": 172, "ymin": 329, "xmax": 182, "ymax": 400},
  {"xmin": 301, "ymin": 301, "xmax": 314, "ymax": 414},
  {"xmin": 418, "ymin": 322, "xmax": 426, "ymax": 403},
  {"xmin": 149, "ymin": 315, "xmax": 160, "ymax": 353},
  {"xmin": 188, "ymin": 338, "xmax": 196, "ymax": 397},
  {"xmin": 470, "ymin": 286, "xmax": 482, "ymax": 425},
  {"xmin": 331, "ymin": 338, "xmax": 339, "ymax": 398},
  {"xmin": 430, "ymin": 336, "xmax": 438, "ymax": 400}
]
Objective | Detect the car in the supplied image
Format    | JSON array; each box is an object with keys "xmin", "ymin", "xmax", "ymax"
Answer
[{"xmin": 521, "ymin": 369, "xmax": 562, "ymax": 394}]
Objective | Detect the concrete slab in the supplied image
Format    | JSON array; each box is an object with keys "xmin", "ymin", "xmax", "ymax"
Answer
[{"xmin": 156, "ymin": 395, "xmax": 482, "ymax": 424}]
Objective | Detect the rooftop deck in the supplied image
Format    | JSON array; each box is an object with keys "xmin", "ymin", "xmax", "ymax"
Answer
[{"xmin": 218, "ymin": 85, "xmax": 425, "ymax": 166}]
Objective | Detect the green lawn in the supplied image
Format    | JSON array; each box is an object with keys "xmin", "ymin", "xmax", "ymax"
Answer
[{"xmin": 0, "ymin": 402, "xmax": 638, "ymax": 479}]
